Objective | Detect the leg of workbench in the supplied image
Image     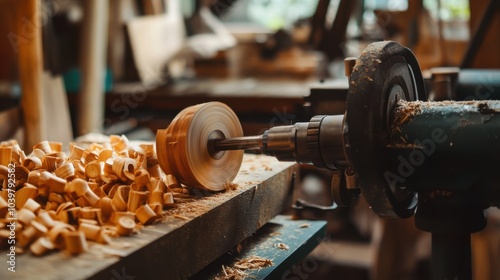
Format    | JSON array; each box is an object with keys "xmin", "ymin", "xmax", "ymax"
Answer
[{"xmin": 431, "ymin": 232, "xmax": 472, "ymax": 280}]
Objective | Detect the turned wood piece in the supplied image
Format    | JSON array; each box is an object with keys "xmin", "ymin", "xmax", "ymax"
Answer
[{"xmin": 156, "ymin": 102, "xmax": 243, "ymax": 191}]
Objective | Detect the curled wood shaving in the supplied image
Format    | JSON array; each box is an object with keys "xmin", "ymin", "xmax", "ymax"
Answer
[
  {"xmin": 217, "ymin": 265, "xmax": 248, "ymax": 280},
  {"xmin": 234, "ymin": 256, "xmax": 273, "ymax": 270},
  {"xmin": 0, "ymin": 137, "xmax": 183, "ymax": 256},
  {"xmin": 215, "ymin": 256, "xmax": 272, "ymax": 280},
  {"xmin": 275, "ymin": 243, "xmax": 289, "ymax": 250}
]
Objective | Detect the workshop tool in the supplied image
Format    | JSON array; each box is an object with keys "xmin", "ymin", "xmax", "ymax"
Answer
[{"xmin": 156, "ymin": 41, "xmax": 500, "ymax": 280}]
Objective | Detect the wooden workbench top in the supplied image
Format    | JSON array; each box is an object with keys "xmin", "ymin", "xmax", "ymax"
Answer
[{"xmin": 1, "ymin": 154, "xmax": 296, "ymax": 280}]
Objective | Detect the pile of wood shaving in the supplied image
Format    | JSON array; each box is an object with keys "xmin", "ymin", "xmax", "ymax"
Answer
[
  {"xmin": 215, "ymin": 256, "xmax": 273, "ymax": 280},
  {"xmin": 0, "ymin": 136, "xmax": 243, "ymax": 257}
]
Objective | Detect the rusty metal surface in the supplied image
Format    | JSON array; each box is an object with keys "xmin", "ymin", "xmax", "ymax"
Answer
[
  {"xmin": 1, "ymin": 155, "xmax": 296, "ymax": 280},
  {"xmin": 392, "ymin": 100, "xmax": 500, "ymax": 155},
  {"xmin": 344, "ymin": 41, "xmax": 423, "ymax": 218},
  {"xmin": 389, "ymin": 99, "xmax": 500, "ymax": 193}
]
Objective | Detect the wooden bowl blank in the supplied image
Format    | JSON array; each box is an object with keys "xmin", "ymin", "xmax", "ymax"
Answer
[{"xmin": 156, "ymin": 102, "xmax": 244, "ymax": 191}]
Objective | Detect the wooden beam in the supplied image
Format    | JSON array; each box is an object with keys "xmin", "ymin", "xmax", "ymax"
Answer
[
  {"xmin": 78, "ymin": 0, "xmax": 109, "ymax": 135},
  {"xmin": 17, "ymin": 0, "xmax": 45, "ymax": 149}
]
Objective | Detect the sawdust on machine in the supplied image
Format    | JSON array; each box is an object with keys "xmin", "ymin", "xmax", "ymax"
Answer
[{"xmin": 214, "ymin": 256, "xmax": 273, "ymax": 280}]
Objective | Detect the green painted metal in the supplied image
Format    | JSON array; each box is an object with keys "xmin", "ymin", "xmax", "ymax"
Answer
[
  {"xmin": 394, "ymin": 100, "xmax": 500, "ymax": 157},
  {"xmin": 192, "ymin": 215, "xmax": 327, "ymax": 280}
]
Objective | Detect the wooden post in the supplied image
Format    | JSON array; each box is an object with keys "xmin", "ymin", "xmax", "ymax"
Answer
[
  {"xmin": 18, "ymin": 0, "xmax": 45, "ymax": 149},
  {"xmin": 108, "ymin": 0, "xmax": 124, "ymax": 82},
  {"xmin": 78, "ymin": 0, "xmax": 109, "ymax": 136}
]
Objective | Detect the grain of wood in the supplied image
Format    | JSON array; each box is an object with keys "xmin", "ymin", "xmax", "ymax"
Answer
[
  {"xmin": 156, "ymin": 102, "xmax": 244, "ymax": 191},
  {"xmin": 30, "ymin": 237, "xmax": 54, "ymax": 256},
  {"xmin": 63, "ymin": 231, "xmax": 88, "ymax": 255},
  {"xmin": 116, "ymin": 216, "xmax": 135, "ymax": 236},
  {"xmin": 23, "ymin": 198, "xmax": 41, "ymax": 214},
  {"xmin": 16, "ymin": 183, "xmax": 38, "ymax": 208},
  {"xmin": 0, "ymin": 147, "xmax": 12, "ymax": 166},
  {"xmin": 136, "ymin": 204, "xmax": 157, "ymax": 225}
]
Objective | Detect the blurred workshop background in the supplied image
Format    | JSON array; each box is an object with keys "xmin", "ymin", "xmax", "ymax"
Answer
[{"xmin": 0, "ymin": 0, "xmax": 499, "ymax": 279}]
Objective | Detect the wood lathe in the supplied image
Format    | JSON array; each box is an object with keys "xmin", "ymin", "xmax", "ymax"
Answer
[
  {"xmin": 2, "ymin": 40, "xmax": 499, "ymax": 280},
  {"xmin": 156, "ymin": 41, "xmax": 500, "ymax": 280}
]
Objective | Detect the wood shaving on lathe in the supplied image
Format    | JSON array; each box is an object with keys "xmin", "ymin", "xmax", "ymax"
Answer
[
  {"xmin": 215, "ymin": 256, "xmax": 273, "ymax": 280},
  {"xmin": 275, "ymin": 243, "xmax": 289, "ymax": 250},
  {"xmin": 234, "ymin": 256, "xmax": 273, "ymax": 270},
  {"xmin": 217, "ymin": 265, "xmax": 248, "ymax": 280},
  {"xmin": 224, "ymin": 181, "xmax": 239, "ymax": 191},
  {"xmin": 0, "ymin": 137, "xmax": 215, "ymax": 257}
]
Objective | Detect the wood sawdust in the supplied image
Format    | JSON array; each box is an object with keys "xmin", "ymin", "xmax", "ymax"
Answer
[
  {"xmin": 163, "ymin": 200, "xmax": 210, "ymax": 220},
  {"xmin": 172, "ymin": 214, "xmax": 189, "ymax": 220},
  {"xmin": 224, "ymin": 182, "xmax": 239, "ymax": 191},
  {"xmin": 163, "ymin": 188, "xmax": 240, "ymax": 221},
  {"xmin": 215, "ymin": 256, "xmax": 273, "ymax": 280},
  {"xmin": 263, "ymin": 165, "xmax": 272, "ymax": 171},
  {"xmin": 392, "ymin": 100, "xmax": 423, "ymax": 129}
]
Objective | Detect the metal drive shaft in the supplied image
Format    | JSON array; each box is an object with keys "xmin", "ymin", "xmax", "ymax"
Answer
[{"xmin": 213, "ymin": 136, "xmax": 263, "ymax": 151}]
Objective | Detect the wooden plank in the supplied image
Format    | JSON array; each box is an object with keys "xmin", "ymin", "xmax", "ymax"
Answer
[
  {"xmin": 1, "ymin": 154, "xmax": 296, "ymax": 279},
  {"xmin": 192, "ymin": 215, "xmax": 327, "ymax": 280}
]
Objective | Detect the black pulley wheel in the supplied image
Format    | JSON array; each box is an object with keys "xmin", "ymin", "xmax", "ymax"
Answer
[{"xmin": 344, "ymin": 41, "xmax": 426, "ymax": 218}]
